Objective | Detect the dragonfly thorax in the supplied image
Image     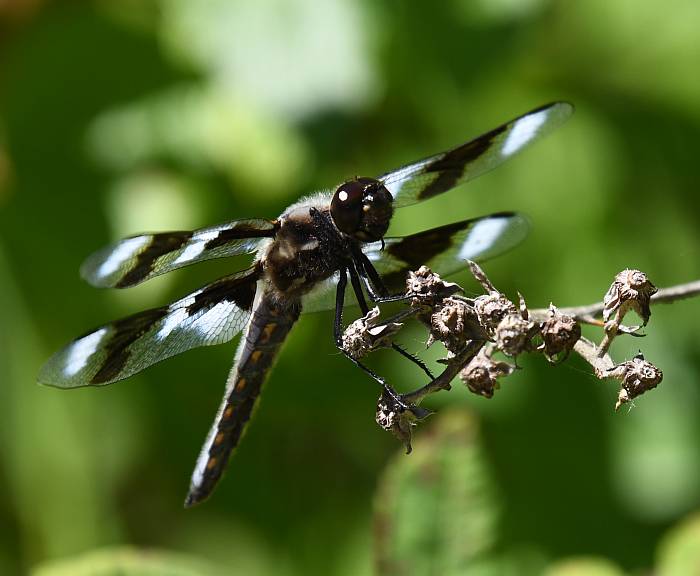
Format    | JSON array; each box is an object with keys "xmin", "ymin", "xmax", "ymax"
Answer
[{"xmin": 264, "ymin": 205, "xmax": 350, "ymax": 297}]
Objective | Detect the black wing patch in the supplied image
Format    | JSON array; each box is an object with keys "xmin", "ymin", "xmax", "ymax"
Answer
[
  {"xmin": 38, "ymin": 267, "xmax": 261, "ymax": 387},
  {"xmin": 81, "ymin": 219, "xmax": 276, "ymax": 288},
  {"xmin": 379, "ymin": 102, "xmax": 573, "ymax": 208}
]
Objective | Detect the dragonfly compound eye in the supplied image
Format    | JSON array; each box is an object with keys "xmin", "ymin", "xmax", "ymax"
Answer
[{"xmin": 331, "ymin": 177, "xmax": 393, "ymax": 242}]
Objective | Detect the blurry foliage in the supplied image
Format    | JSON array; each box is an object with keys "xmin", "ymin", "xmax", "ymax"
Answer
[
  {"xmin": 86, "ymin": 86, "xmax": 311, "ymax": 196},
  {"xmin": 374, "ymin": 411, "xmax": 700, "ymax": 576},
  {"xmin": 158, "ymin": 0, "xmax": 379, "ymax": 118},
  {"xmin": 1, "ymin": 0, "xmax": 700, "ymax": 575},
  {"xmin": 657, "ymin": 513, "xmax": 700, "ymax": 576},
  {"xmin": 374, "ymin": 410, "xmax": 498, "ymax": 575},
  {"xmin": 542, "ymin": 558, "xmax": 626, "ymax": 576},
  {"xmin": 29, "ymin": 413, "xmax": 700, "ymax": 575},
  {"xmin": 33, "ymin": 547, "xmax": 227, "ymax": 576}
]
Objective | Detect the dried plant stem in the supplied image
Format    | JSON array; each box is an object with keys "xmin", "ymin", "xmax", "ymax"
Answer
[
  {"xmin": 573, "ymin": 337, "xmax": 615, "ymax": 377},
  {"xmin": 402, "ymin": 341, "xmax": 483, "ymax": 405},
  {"xmin": 363, "ymin": 266, "xmax": 696, "ymax": 450},
  {"xmin": 529, "ymin": 279, "xmax": 700, "ymax": 321}
]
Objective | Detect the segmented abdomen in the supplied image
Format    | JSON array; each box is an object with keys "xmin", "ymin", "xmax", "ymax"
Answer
[{"xmin": 185, "ymin": 288, "xmax": 300, "ymax": 506}]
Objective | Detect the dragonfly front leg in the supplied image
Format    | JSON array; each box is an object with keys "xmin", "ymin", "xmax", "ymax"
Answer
[
  {"xmin": 352, "ymin": 250, "xmax": 409, "ymax": 304},
  {"xmin": 347, "ymin": 263, "xmax": 434, "ymax": 380},
  {"xmin": 334, "ymin": 267, "xmax": 410, "ymax": 408}
]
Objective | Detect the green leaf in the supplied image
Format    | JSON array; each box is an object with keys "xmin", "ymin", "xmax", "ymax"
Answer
[
  {"xmin": 657, "ymin": 512, "xmax": 700, "ymax": 576},
  {"xmin": 32, "ymin": 547, "xmax": 226, "ymax": 576},
  {"xmin": 543, "ymin": 557, "xmax": 627, "ymax": 576},
  {"xmin": 374, "ymin": 408, "xmax": 498, "ymax": 576}
]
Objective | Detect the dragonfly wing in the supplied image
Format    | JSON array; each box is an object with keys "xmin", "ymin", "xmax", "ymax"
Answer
[
  {"xmin": 39, "ymin": 267, "xmax": 261, "ymax": 387},
  {"xmin": 81, "ymin": 218, "xmax": 276, "ymax": 288},
  {"xmin": 379, "ymin": 102, "xmax": 573, "ymax": 208},
  {"xmin": 363, "ymin": 213, "xmax": 529, "ymax": 292}
]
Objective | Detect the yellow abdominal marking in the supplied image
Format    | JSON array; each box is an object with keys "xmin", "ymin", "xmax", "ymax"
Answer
[
  {"xmin": 250, "ymin": 350, "xmax": 263, "ymax": 364},
  {"xmin": 214, "ymin": 432, "xmax": 225, "ymax": 446},
  {"xmin": 223, "ymin": 406, "xmax": 234, "ymax": 419},
  {"xmin": 260, "ymin": 323, "xmax": 276, "ymax": 343},
  {"xmin": 206, "ymin": 457, "xmax": 218, "ymax": 470},
  {"xmin": 236, "ymin": 378, "xmax": 247, "ymax": 391}
]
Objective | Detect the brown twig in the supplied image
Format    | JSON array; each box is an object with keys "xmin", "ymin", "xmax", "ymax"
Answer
[
  {"xmin": 529, "ymin": 280, "xmax": 700, "ymax": 321},
  {"xmin": 402, "ymin": 341, "xmax": 484, "ymax": 405}
]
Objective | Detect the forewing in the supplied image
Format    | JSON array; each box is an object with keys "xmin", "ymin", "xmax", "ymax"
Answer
[
  {"xmin": 365, "ymin": 213, "xmax": 529, "ymax": 291},
  {"xmin": 379, "ymin": 102, "xmax": 573, "ymax": 208},
  {"xmin": 302, "ymin": 213, "xmax": 528, "ymax": 313},
  {"xmin": 38, "ymin": 268, "xmax": 260, "ymax": 387},
  {"xmin": 81, "ymin": 218, "xmax": 276, "ymax": 288}
]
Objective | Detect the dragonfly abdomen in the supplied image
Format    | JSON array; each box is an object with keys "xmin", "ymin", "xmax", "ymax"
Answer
[{"xmin": 185, "ymin": 289, "xmax": 301, "ymax": 507}]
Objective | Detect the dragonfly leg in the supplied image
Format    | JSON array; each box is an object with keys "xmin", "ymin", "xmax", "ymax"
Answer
[
  {"xmin": 352, "ymin": 250, "xmax": 410, "ymax": 304},
  {"xmin": 347, "ymin": 263, "xmax": 433, "ymax": 380},
  {"xmin": 335, "ymin": 266, "xmax": 411, "ymax": 407},
  {"xmin": 390, "ymin": 343, "xmax": 434, "ymax": 380}
]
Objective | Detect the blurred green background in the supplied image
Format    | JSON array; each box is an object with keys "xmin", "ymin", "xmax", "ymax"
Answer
[{"xmin": 2, "ymin": 1, "xmax": 700, "ymax": 574}]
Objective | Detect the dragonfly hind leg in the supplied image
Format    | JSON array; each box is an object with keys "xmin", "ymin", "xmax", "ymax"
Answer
[{"xmin": 390, "ymin": 343, "xmax": 434, "ymax": 380}]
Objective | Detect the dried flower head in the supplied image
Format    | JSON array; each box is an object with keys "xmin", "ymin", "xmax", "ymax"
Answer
[
  {"xmin": 473, "ymin": 293, "xmax": 518, "ymax": 337},
  {"xmin": 603, "ymin": 269, "xmax": 658, "ymax": 327},
  {"xmin": 376, "ymin": 390, "xmax": 431, "ymax": 453},
  {"xmin": 539, "ymin": 304, "xmax": 581, "ymax": 362},
  {"xmin": 427, "ymin": 296, "xmax": 485, "ymax": 354},
  {"xmin": 459, "ymin": 347, "xmax": 515, "ymax": 398},
  {"xmin": 407, "ymin": 266, "xmax": 461, "ymax": 307},
  {"xmin": 342, "ymin": 307, "xmax": 402, "ymax": 360},
  {"xmin": 607, "ymin": 352, "xmax": 663, "ymax": 410},
  {"xmin": 494, "ymin": 313, "xmax": 538, "ymax": 357}
]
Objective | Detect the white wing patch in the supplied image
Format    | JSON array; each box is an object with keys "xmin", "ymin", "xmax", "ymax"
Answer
[
  {"xmin": 156, "ymin": 308, "xmax": 190, "ymax": 342},
  {"xmin": 97, "ymin": 236, "xmax": 149, "ymax": 278},
  {"xmin": 458, "ymin": 216, "xmax": 511, "ymax": 260},
  {"xmin": 63, "ymin": 328, "xmax": 108, "ymax": 377},
  {"xmin": 192, "ymin": 300, "xmax": 238, "ymax": 339},
  {"xmin": 172, "ymin": 230, "xmax": 220, "ymax": 265},
  {"xmin": 154, "ymin": 295, "xmax": 239, "ymax": 343},
  {"xmin": 502, "ymin": 109, "xmax": 548, "ymax": 157}
]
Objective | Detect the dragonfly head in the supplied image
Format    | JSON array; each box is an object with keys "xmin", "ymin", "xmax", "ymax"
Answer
[{"xmin": 330, "ymin": 177, "xmax": 393, "ymax": 242}]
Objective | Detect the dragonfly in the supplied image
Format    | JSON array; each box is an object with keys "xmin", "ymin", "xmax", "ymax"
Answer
[{"xmin": 39, "ymin": 101, "xmax": 573, "ymax": 506}]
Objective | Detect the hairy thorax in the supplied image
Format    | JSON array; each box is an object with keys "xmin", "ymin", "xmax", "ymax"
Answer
[{"xmin": 263, "ymin": 204, "xmax": 350, "ymax": 298}]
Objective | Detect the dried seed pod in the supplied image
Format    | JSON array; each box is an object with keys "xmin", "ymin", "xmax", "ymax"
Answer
[
  {"xmin": 494, "ymin": 313, "xmax": 538, "ymax": 357},
  {"xmin": 607, "ymin": 352, "xmax": 663, "ymax": 410},
  {"xmin": 376, "ymin": 390, "xmax": 432, "ymax": 453},
  {"xmin": 407, "ymin": 266, "xmax": 461, "ymax": 307},
  {"xmin": 603, "ymin": 269, "xmax": 658, "ymax": 327},
  {"xmin": 473, "ymin": 293, "xmax": 518, "ymax": 337},
  {"xmin": 459, "ymin": 348, "xmax": 515, "ymax": 398},
  {"xmin": 540, "ymin": 304, "xmax": 581, "ymax": 362},
  {"xmin": 342, "ymin": 307, "xmax": 402, "ymax": 360},
  {"xmin": 427, "ymin": 296, "xmax": 485, "ymax": 354}
]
